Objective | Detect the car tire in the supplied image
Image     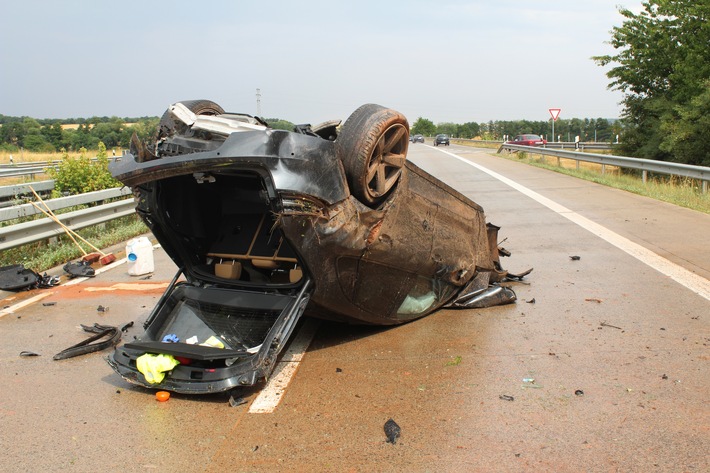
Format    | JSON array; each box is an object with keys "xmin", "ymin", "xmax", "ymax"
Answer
[
  {"xmin": 337, "ymin": 104, "xmax": 409, "ymax": 206},
  {"xmin": 157, "ymin": 99, "xmax": 225, "ymax": 141}
]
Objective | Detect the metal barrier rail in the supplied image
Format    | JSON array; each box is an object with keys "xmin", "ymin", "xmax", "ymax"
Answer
[
  {"xmin": 498, "ymin": 143, "xmax": 710, "ymax": 192},
  {"xmin": 452, "ymin": 139, "xmax": 615, "ymax": 151},
  {"xmin": 0, "ymin": 187, "xmax": 136, "ymax": 251},
  {"xmin": 0, "ymin": 180, "xmax": 55, "ymax": 201}
]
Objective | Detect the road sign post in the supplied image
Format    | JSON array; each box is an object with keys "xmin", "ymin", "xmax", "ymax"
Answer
[{"xmin": 549, "ymin": 108, "xmax": 561, "ymax": 142}]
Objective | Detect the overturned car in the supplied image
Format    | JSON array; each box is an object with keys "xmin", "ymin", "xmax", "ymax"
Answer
[{"xmin": 107, "ymin": 100, "xmax": 529, "ymax": 394}]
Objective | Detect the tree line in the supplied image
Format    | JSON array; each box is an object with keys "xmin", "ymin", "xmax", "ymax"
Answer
[
  {"xmin": 410, "ymin": 117, "xmax": 620, "ymax": 143},
  {"xmin": 0, "ymin": 115, "xmax": 159, "ymax": 153}
]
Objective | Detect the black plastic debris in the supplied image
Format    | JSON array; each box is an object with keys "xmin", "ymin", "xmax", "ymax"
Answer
[
  {"xmin": 63, "ymin": 260, "xmax": 95, "ymax": 278},
  {"xmin": 53, "ymin": 323, "xmax": 121, "ymax": 360},
  {"xmin": 499, "ymin": 395, "xmax": 515, "ymax": 401},
  {"xmin": 42, "ymin": 301, "xmax": 57, "ymax": 306},
  {"xmin": 575, "ymin": 389, "xmax": 584, "ymax": 396},
  {"xmin": 0, "ymin": 264, "xmax": 58, "ymax": 291},
  {"xmin": 526, "ymin": 298, "xmax": 536, "ymax": 304},
  {"xmin": 336, "ymin": 367, "xmax": 343, "ymax": 373},
  {"xmin": 19, "ymin": 351, "xmax": 40, "ymax": 357},
  {"xmin": 97, "ymin": 305, "xmax": 108, "ymax": 313},
  {"xmin": 570, "ymin": 255, "xmax": 581, "ymax": 261},
  {"xmin": 229, "ymin": 395, "xmax": 247, "ymax": 407},
  {"xmin": 384, "ymin": 418, "xmax": 401, "ymax": 444}
]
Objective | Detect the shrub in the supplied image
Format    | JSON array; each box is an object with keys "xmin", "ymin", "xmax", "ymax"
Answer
[{"xmin": 46, "ymin": 142, "xmax": 120, "ymax": 195}]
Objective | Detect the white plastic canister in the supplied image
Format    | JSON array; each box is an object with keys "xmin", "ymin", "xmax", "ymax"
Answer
[{"xmin": 126, "ymin": 237, "xmax": 154, "ymax": 276}]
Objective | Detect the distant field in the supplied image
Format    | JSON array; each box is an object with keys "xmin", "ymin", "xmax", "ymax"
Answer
[{"xmin": 0, "ymin": 148, "xmax": 124, "ymax": 165}]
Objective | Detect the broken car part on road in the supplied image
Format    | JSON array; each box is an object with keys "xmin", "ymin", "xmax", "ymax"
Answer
[{"xmin": 106, "ymin": 100, "xmax": 529, "ymax": 394}]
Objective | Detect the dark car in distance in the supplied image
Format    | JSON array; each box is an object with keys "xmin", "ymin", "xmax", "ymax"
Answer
[
  {"xmin": 434, "ymin": 134, "xmax": 450, "ymax": 146},
  {"xmin": 410, "ymin": 134, "xmax": 424, "ymax": 143},
  {"xmin": 508, "ymin": 134, "xmax": 547, "ymax": 146},
  {"xmin": 106, "ymin": 100, "xmax": 529, "ymax": 394}
]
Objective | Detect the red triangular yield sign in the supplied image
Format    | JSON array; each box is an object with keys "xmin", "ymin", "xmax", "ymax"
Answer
[{"xmin": 549, "ymin": 108, "xmax": 561, "ymax": 121}]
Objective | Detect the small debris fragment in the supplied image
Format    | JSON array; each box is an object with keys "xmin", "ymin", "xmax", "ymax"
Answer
[
  {"xmin": 120, "ymin": 321, "xmax": 134, "ymax": 332},
  {"xmin": 97, "ymin": 305, "xmax": 108, "ymax": 312},
  {"xmin": 384, "ymin": 418, "xmax": 401, "ymax": 444},
  {"xmin": 140, "ymin": 274, "xmax": 153, "ymax": 280},
  {"xmin": 600, "ymin": 321, "xmax": 622, "ymax": 330},
  {"xmin": 526, "ymin": 298, "xmax": 536, "ymax": 304},
  {"xmin": 575, "ymin": 389, "xmax": 584, "ymax": 396},
  {"xmin": 446, "ymin": 356, "xmax": 462, "ymax": 366},
  {"xmin": 252, "ymin": 446, "xmax": 259, "ymax": 452},
  {"xmin": 42, "ymin": 302, "xmax": 57, "ymax": 306},
  {"xmin": 155, "ymin": 391, "xmax": 170, "ymax": 402},
  {"xmin": 229, "ymin": 395, "xmax": 247, "ymax": 407},
  {"xmin": 569, "ymin": 255, "xmax": 581, "ymax": 261},
  {"xmin": 20, "ymin": 351, "xmax": 40, "ymax": 357},
  {"xmin": 335, "ymin": 367, "xmax": 343, "ymax": 373},
  {"xmin": 661, "ymin": 374, "xmax": 668, "ymax": 380},
  {"xmin": 116, "ymin": 389, "xmax": 121, "ymax": 394},
  {"xmin": 499, "ymin": 395, "xmax": 515, "ymax": 401},
  {"xmin": 585, "ymin": 298, "xmax": 603, "ymax": 303}
]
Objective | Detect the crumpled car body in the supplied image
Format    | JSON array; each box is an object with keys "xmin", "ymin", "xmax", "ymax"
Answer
[{"xmin": 106, "ymin": 100, "xmax": 527, "ymax": 394}]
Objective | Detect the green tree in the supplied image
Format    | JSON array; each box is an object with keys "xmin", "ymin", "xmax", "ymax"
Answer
[
  {"xmin": 593, "ymin": 1, "xmax": 710, "ymax": 164},
  {"xmin": 411, "ymin": 117, "xmax": 436, "ymax": 137}
]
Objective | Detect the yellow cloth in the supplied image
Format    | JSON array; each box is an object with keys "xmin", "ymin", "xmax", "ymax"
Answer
[{"xmin": 136, "ymin": 353, "xmax": 180, "ymax": 384}]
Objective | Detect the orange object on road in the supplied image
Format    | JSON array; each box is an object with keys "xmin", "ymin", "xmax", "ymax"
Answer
[{"xmin": 155, "ymin": 391, "xmax": 170, "ymax": 402}]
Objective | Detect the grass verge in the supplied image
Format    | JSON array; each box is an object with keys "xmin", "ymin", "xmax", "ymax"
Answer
[{"xmin": 473, "ymin": 147, "xmax": 709, "ymax": 214}]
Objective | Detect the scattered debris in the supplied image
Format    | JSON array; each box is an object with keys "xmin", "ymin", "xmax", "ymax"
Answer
[
  {"xmin": 570, "ymin": 255, "xmax": 581, "ymax": 261},
  {"xmin": 661, "ymin": 374, "xmax": 668, "ymax": 380},
  {"xmin": 526, "ymin": 298, "xmax": 536, "ymax": 304},
  {"xmin": 120, "ymin": 321, "xmax": 134, "ymax": 332},
  {"xmin": 229, "ymin": 394, "xmax": 247, "ymax": 407},
  {"xmin": 19, "ymin": 351, "xmax": 40, "ymax": 357},
  {"xmin": 0, "ymin": 264, "xmax": 59, "ymax": 291},
  {"xmin": 384, "ymin": 418, "xmax": 401, "ymax": 444},
  {"xmin": 97, "ymin": 305, "xmax": 108, "ymax": 313},
  {"xmin": 335, "ymin": 367, "xmax": 343, "ymax": 373},
  {"xmin": 499, "ymin": 395, "xmax": 515, "ymax": 401},
  {"xmin": 600, "ymin": 321, "xmax": 623, "ymax": 330},
  {"xmin": 53, "ymin": 323, "xmax": 121, "ymax": 360},
  {"xmin": 575, "ymin": 389, "xmax": 584, "ymax": 396},
  {"xmin": 42, "ymin": 301, "xmax": 57, "ymax": 306},
  {"xmin": 63, "ymin": 260, "xmax": 95, "ymax": 278},
  {"xmin": 140, "ymin": 274, "xmax": 153, "ymax": 280},
  {"xmin": 585, "ymin": 298, "xmax": 603, "ymax": 303}
]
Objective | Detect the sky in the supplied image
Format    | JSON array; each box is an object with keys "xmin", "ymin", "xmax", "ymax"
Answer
[{"xmin": 0, "ymin": 0, "xmax": 643, "ymax": 125}]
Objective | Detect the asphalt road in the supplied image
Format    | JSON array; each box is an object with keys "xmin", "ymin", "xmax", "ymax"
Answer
[{"xmin": 1, "ymin": 143, "xmax": 708, "ymax": 472}]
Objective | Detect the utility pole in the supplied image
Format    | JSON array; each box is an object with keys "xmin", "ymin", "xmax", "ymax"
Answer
[{"xmin": 256, "ymin": 88, "xmax": 262, "ymax": 116}]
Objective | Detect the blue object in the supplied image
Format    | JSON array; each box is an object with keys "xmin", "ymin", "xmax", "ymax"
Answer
[
  {"xmin": 162, "ymin": 334, "xmax": 180, "ymax": 343},
  {"xmin": 128, "ymin": 253, "xmax": 137, "ymax": 262}
]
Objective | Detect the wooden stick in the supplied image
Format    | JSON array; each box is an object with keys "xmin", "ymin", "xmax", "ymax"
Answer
[{"xmin": 28, "ymin": 186, "xmax": 106, "ymax": 256}]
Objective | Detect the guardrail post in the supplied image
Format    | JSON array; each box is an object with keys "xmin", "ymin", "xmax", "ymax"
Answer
[
  {"xmin": 601, "ymin": 164, "xmax": 606, "ymax": 175},
  {"xmin": 642, "ymin": 170, "xmax": 648, "ymax": 184},
  {"xmin": 703, "ymin": 180, "xmax": 708, "ymax": 194},
  {"xmin": 576, "ymin": 160, "xmax": 580, "ymax": 171},
  {"xmin": 556, "ymin": 157, "xmax": 560, "ymax": 167}
]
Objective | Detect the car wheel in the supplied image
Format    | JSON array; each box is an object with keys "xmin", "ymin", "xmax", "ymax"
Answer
[
  {"xmin": 157, "ymin": 99, "xmax": 225, "ymax": 140},
  {"xmin": 338, "ymin": 104, "xmax": 409, "ymax": 206}
]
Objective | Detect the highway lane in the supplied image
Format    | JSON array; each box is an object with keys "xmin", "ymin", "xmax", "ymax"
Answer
[{"xmin": 1, "ymin": 143, "xmax": 708, "ymax": 472}]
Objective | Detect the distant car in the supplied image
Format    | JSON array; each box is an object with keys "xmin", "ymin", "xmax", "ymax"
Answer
[
  {"xmin": 410, "ymin": 134, "xmax": 424, "ymax": 143},
  {"xmin": 508, "ymin": 134, "xmax": 547, "ymax": 146},
  {"xmin": 434, "ymin": 134, "xmax": 450, "ymax": 146},
  {"xmin": 106, "ymin": 100, "xmax": 529, "ymax": 394}
]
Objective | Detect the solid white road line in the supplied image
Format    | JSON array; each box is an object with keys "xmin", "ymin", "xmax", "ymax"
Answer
[
  {"xmin": 434, "ymin": 147, "xmax": 710, "ymax": 302},
  {"xmin": 249, "ymin": 318, "xmax": 321, "ymax": 413}
]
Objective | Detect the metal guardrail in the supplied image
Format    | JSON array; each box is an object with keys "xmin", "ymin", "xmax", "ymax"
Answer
[
  {"xmin": 452, "ymin": 139, "xmax": 615, "ymax": 151},
  {"xmin": 498, "ymin": 143, "xmax": 710, "ymax": 192},
  {"xmin": 0, "ymin": 187, "xmax": 136, "ymax": 251}
]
